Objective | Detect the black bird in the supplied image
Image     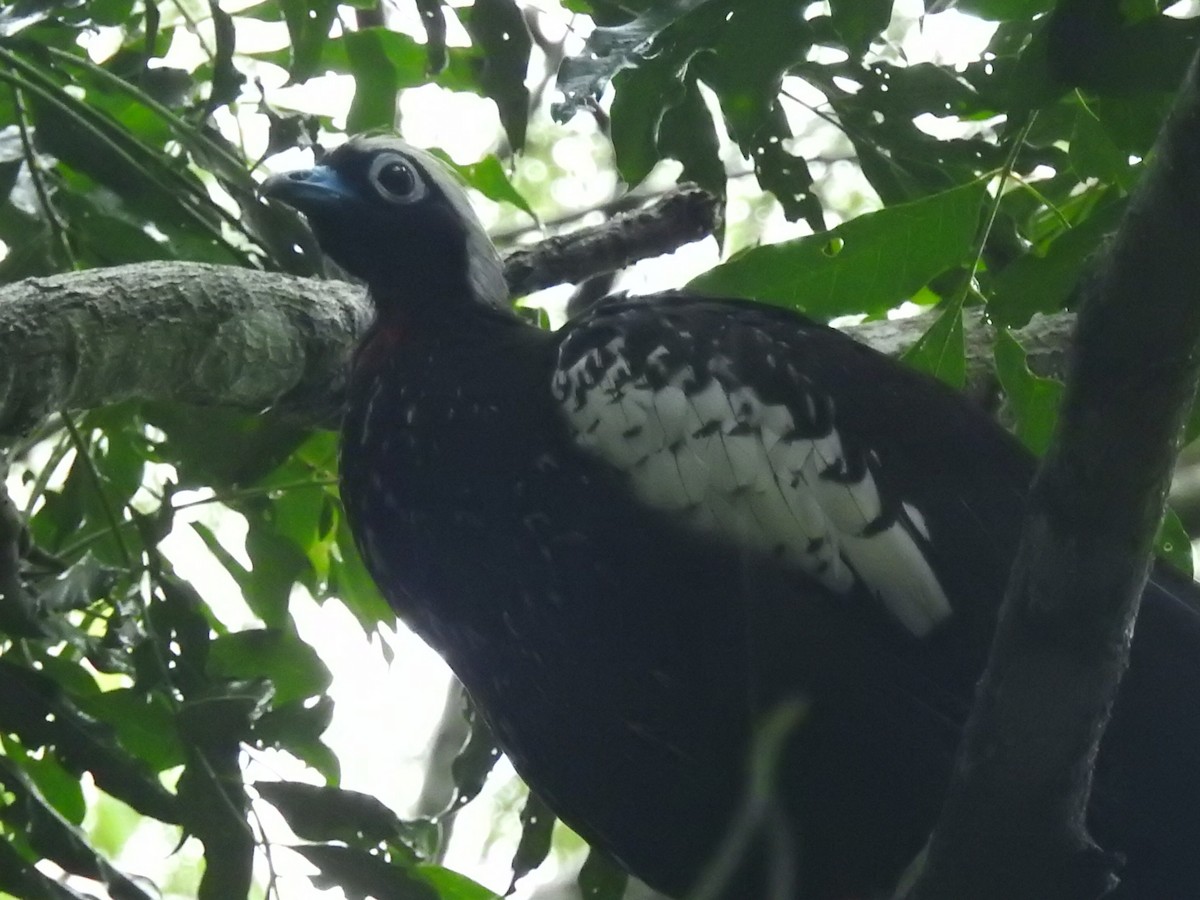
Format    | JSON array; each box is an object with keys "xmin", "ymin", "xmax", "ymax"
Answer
[{"xmin": 261, "ymin": 137, "xmax": 1200, "ymax": 900}]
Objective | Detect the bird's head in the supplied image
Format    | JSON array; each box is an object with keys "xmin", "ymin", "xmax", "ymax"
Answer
[{"xmin": 260, "ymin": 136, "xmax": 507, "ymax": 310}]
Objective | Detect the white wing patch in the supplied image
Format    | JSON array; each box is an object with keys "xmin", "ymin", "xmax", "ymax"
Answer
[{"xmin": 553, "ymin": 337, "xmax": 951, "ymax": 638}]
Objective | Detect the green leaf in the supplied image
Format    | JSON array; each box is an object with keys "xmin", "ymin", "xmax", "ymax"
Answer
[
  {"xmin": 177, "ymin": 679, "xmax": 274, "ymax": 748},
  {"xmin": 578, "ymin": 846, "xmax": 629, "ymax": 900},
  {"xmin": 433, "ymin": 151, "xmax": 537, "ymax": 220},
  {"xmin": 6, "ymin": 738, "xmax": 87, "ymax": 825},
  {"xmin": 658, "ymin": 76, "xmax": 725, "ymax": 202},
  {"xmin": 415, "ymin": 865, "xmax": 501, "ymax": 900},
  {"xmin": 989, "ymin": 198, "xmax": 1123, "ymax": 327},
  {"xmin": 76, "ymin": 688, "xmax": 184, "ymax": 772},
  {"xmin": 176, "ymin": 688, "xmax": 256, "ymax": 900},
  {"xmin": 464, "ymin": 0, "xmax": 532, "ymax": 150},
  {"xmin": 689, "ymin": 179, "xmax": 988, "ymax": 319},
  {"xmin": 345, "ymin": 28, "xmax": 399, "ymax": 132},
  {"xmin": 0, "ymin": 658, "xmax": 179, "ymax": 824},
  {"xmin": 0, "ymin": 757, "xmax": 155, "ymax": 900},
  {"xmin": 38, "ymin": 554, "xmax": 119, "ymax": 614},
  {"xmin": 902, "ymin": 302, "xmax": 966, "ymax": 388},
  {"xmin": 954, "ymin": 0, "xmax": 1056, "ymax": 19},
  {"xmin": 253, "ymin": 696, "xmax": 339, "ymax": 783},
  {"xmin": 143, "ymin": 404, "xmax": 308, "ymax": 490},
  {"xmin": 281, "ymin": 0, "xmax": 339, "ymax": 81},
  {"xmin": 554, "ymin": 0, "xmax": 707, "ymax": 122},
  {"xmin": 1070, "ymin": 104, "xmax": 1133, "ymax": 188},
  {"xmin": 206, "ymin": 0, "xmax": 244, "ymax": 112},
  {"xmin": 414, "ymin": 0, "xmax": 448, "ymax": 73},
  {"xmin": 1157, "ymin": 508, "xmax": 1193, "ymax": 578},
  {"xmin": 299, "ymin": 844, "xmax": 438, "ymax": 899},
  {"xmin": 331, "ymin": 515, "xmax": 395, "ymax": 633},
  {"xmin": 243, "ymin": 514, "xmax": 310, "ymax": 625},
  {"xmin": 830, "ymin": 0, "xmax": 893, "ymax": 54},
  {"xmin": 256, "ymin": 781, "xmax": 411, "ymax": 846},
  {"xmin": 610, "ymin": 62, "xmax": 681, "ymax": 187},
  {"xmin": 745, "ymin": 101, "xmax": 823, "ymax": 229},
  {"xmin": 993, "ymin": 329, "xmax": 1064, "ymax": 455},
  {"xmin": 449, "ymin": 698, "xmax": 500, "ymax": 813},
  {"xmin": 208, "ymin": 628, "xmax": 332, "ymax": 706}
]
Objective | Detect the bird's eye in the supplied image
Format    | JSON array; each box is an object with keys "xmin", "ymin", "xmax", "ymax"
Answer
[{"xmin": 369, "ymin": 154, "xmax": 426, "ymax": 204}]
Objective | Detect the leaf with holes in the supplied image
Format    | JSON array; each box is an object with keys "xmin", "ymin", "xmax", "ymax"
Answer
[{"xmin": 554, "ymin": 0, "xmax": 708, "ymax": 122}]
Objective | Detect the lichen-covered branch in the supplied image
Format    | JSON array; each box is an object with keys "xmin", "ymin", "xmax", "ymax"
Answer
[{"xmin": 0, "ymin": 255, "xmax": 1077, "ymax": 446}]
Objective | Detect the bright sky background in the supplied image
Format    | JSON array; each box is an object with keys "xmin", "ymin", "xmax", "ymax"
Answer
[{"xmin": 22, "ymin": 2, "xmax": 1001, "ymax": 898}]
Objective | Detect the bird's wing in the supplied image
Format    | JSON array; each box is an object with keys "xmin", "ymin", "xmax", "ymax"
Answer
[{"xmin": 551, "ymin": 294, "xmax": 953, "ymax": 639}]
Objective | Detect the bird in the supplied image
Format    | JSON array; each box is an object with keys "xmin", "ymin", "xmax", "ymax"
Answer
[{"xmin": 260, "ymin": 136, "xmax": 1200, "ymax": 900}]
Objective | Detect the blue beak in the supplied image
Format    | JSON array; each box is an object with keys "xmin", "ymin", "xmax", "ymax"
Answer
[{"xmin": 259, "ymin": 165, "xmax": 353, "ymax": 211}]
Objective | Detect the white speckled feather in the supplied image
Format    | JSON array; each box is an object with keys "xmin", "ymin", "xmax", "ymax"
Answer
[{"xmin": 554, "ymin": 325, "xmax": 952, "ymax": 637}]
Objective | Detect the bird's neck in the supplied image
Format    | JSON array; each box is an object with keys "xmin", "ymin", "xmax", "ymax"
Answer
[{"xmin": 367, "ymin": 278, "xmax": 518, "ymax": 328}]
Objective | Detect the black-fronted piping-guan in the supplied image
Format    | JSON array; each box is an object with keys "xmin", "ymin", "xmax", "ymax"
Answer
[{"xmin": 261, "ymin": 136, "xmax": 1200, "ymax": 900}]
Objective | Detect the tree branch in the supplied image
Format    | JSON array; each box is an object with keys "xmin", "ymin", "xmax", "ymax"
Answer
[
  {"xmin": 906, "ymin": 51, "xmax": 1200, "ymax": 900},
  {"xmin": 0, "ymin": 250, "xmax": 1079, "ymax": 445}
]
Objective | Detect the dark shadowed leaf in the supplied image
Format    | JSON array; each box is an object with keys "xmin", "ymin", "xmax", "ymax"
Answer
[
  {"xmin": 464, "ymin": 0, "xmax": 532, "ymax": 150},
  {"xmin": 449, "ymin": 699, "xmax": 501, "ymax": 812},
  {"xmin": 299, "ymin": 844, "xmax": 438, "ymax": 900},
  {"xmin": 658, "ymin": 76, "xmax": 725, "ymax": 203},
  {"xmin": 0, "ymin": 659, "xmax": 179, "ymax": 824},
  {"xmin": 508, "ymin": 791, "xmax": 554, "ymax": 892},
  {"xmin": 415, "ymin": 0, "xmax": 448, "ymax": 72},
  {"xmin": 609, "ymin": 62, "xmax": 681, "ymax": 187},
  {"xmin": 257, "ymin": 781, "xmax": 414, "ymax": 847},
  {"xmin": 554, "ymin": 0, "xmax": 707, "ymax": 122},
  {"xmin": 0, "ymin": 757, "xmax": 156, "ymax": 900},
  {"xmin": 578, "ymin": 846, "xmax": 629, "ymax": 900},
  {"xmin": 830, "ymin": 0, "xmax": 894, "ymax": 53}
]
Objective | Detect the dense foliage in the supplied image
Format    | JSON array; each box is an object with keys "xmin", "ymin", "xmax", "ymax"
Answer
[{"xmin": 0, "ymin": 0, "xmax": 1197, "ymax": 897}]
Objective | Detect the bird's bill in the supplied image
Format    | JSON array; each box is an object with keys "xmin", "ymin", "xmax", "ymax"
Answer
[{"xmin": 259, "ymin": 165, "xmax": 352, "ymax": 211}]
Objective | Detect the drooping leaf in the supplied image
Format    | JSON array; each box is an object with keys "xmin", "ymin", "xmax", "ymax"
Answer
[
  {"xmin": 464, "ymin": 0, "xmax": 533, "ymax": 150},
  {"xmin": 508, "ymin": 791, "xmax": 554, "ymax": 891},
  {"xmin": 414, "ymin": 0, "xmax": 448, "ymax": 73},
  {"xmin": 448, "ymin": 697, "xmax": 501, "ymax": 813},
  {"xmin": 658, "ymin": 76, "xmax": 725, "ymax": 203}
]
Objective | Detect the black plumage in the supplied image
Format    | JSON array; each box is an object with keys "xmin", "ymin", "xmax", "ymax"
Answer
[{"xmin": 261, "ymin": 137, "xmax": 1200, "ymax": 900}]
